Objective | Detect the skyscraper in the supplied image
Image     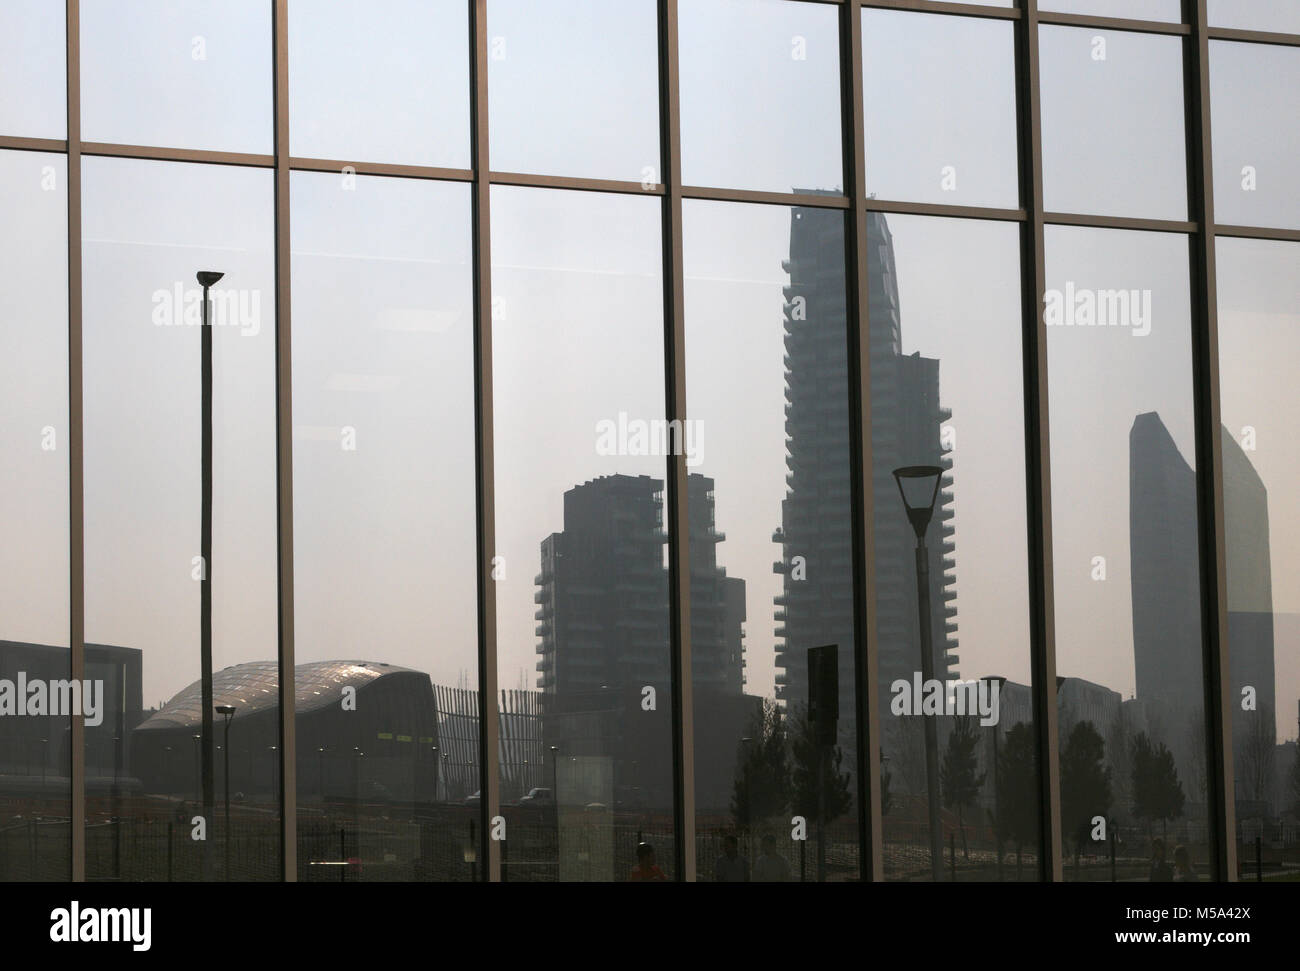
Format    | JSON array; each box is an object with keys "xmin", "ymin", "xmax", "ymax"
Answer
[{"xmin": 774, "ymin": 205, "xmax": 958, "ymax": 738}]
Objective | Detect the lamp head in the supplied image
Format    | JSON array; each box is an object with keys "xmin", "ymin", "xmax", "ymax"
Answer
[
  {"xmin": 196, "ymin": 271, "xmax": 224, "ymax": 288},
  {"xmin": 892, "ymin": 465, "xmax": 945, "ymax": 539},
  {"xmin": 215, "ymin": 704, "xmax": 237, "ymax": 717}
]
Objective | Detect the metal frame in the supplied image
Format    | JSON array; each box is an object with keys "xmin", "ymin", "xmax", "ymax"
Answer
[
  {"xmin": 1013, "ymin": 0, "xmax": 1064, "ymax": 884},
  {"xmin": 4, "ymin": 0, "xmax": 1289, "ymax": 883},
  {"xmin": 1185, "ymin": 0, "xmax": 1236, "ymax": 883}
]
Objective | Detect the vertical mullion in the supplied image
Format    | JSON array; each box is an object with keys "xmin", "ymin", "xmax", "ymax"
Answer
[
  {"xmin": 271, "ymin": 0, "xmax": 297, "ymax": 883},
  {"xmin": 842, "ymin": 0, "xmax": 884, "ymax": 883},
  {"xmin": 1015, "ymin": 0, "xmax": 1064, "ymax": 881},
  {"xmin": 657, "ymin": 0, "xmax": 696, "ymax": 883},
  {"xmin": 469, "ymin": 0, "xmax": 502, "ymax": 884},
  {"xmin": 66, "ymin": 0, "xmax": 85, "ymax": 884},
  {"xmin": 1185, "ymin": 0, "xmax": 1236, "ymax": 882}
]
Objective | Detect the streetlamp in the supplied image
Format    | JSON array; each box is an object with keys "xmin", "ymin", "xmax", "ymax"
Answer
[
  {"xmin": 192, "ymin": 733, "xmax": 202, "ymax": 805},
  {"xmin": 892, "ymin": 465, "xmax": 945, "ymax": 882},
  {"xmin": 980, "ymin": 675, "xmax": 1007, "ymax": 881},
  {"xmin": 197, "ymin": 269, "xmax": 223, "ymax": 881},
  {"xmin": 216, "ymin": 704, "xmax": 236, "ymax": 879}
]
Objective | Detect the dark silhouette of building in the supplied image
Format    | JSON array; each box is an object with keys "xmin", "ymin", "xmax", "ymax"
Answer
[
  {"xmin": 533, "ymin": 472, "xmax": 749, "ymax": 810},
  {"xmin": 774, "ymin": 206, "xmax": 957, "ymax": 742},
  {"xmin": 1221, "ymin": 425, "xmax": 1277, "ymax": 749},
  {"xmin": 0, "ymin": 640, "xmax": 142, "ymax": 796}
]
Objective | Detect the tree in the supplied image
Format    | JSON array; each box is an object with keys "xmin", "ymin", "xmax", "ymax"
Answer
[
  {"xmin": 1130, "ymin": 732, "xmax": 1185, "ymax": 840},
  {"xmin": 1237, "ymin": 703, "xmax": 1277, "ymax": 810},
  {"xmin": 789, "ymin": 704, "xmax": 852, "ymax": 823},
  {"xmin": 730, "ymin": 698, "xmax": 789, "ymax": 829},
  {"xmin": 1060, "ymin": 720, "xmax": 1111, "ymax": 875},
  {"xmin": 880, "ymin": 748, "xmax": 893, "ymax": 817},
  {"xmin": 940, "ymin": 716, "xmax": 985, "ymax": 860},
  {"xmin": 1105, "ymin": 708, "xmax": 1134, "ymax": 827},
  {"xmin": 996, "ymin": 722, "xmax": 1038, "ymax": 880},
  {"xmin": 1286, "ymin": 743, "xmax": 1300, "ymax": 818}
]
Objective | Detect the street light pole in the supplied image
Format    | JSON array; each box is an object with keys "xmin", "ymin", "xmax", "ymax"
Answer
[
  {"xmin": 197, "ymin": 270, "xmax": 223, "ymax": 881},
  {"xmin": 894, "ymin": 466, "xmax": 945, "ymax": 882},
  {"xmin": 216, "ymin": 704, "xmax": 236, "ymax": 880},
  {"xmin": 981, "ymin": 675, "xmax": 1006, "ymax": 881}
]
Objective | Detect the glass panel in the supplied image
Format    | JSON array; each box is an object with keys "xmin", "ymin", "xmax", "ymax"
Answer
[
  {"xmin": 491, "ymin": 185, "xmax": 671, "ymax": 881},
  {"xmin": 862, "ymin": 9, "xmax": 1019, "ymax": 209},
  {"xmin": 1039, "ymin": 26, "xmax": 1187, "ymax": 221},
  {"xmin": 683, "ymin": 199, "xmax": 861, "ymax": 882},
  {"xmin": 1209, "ymin": 0, "xmax": 1300, "ymax": 34},
  {"xmin": 870, "ymin": 214, "xmax": 1038, "ymax": 881},
  {"xmin": 291, "ymin": 171, "xmax": 477, "ymax": 881},
  {"xmin": 0, "ymin": 150, "xmax": 70, "ymax": 880},
  {"xmin": 488, "ymin": 0, "xmax": 660, "ymax": 183},
  {"xmin": 1216, "ymin": 237, "xmax": 1300, "ymax": 874},
  {"xmin": 1210, "ymin": 41, "xmax": 1300, "ymax": 231},
  {"xmin": 289, "ymin": 0, "xmax": 470, "ymax": 168},
  {"xmin": 680, "ymin": 0, "xmax": 842, "ymax": 195},
  {"xmin": 0, "ymin": 1, "xmax": 66, "ymax": 139},
  {"xmin": 81, "ymin": 0, "xmax": 272, "ymax": 154},
  {"xmin": 1040, "ymin": 0, "xmax": 1181, "ymax": 21},
  {"xmin": 82, "ymin": 157, "xmax": 278, "ymax": 880},
  {"xmin": 1046, "ymin": 226, "xmax": 1213, "ymax": 881}
]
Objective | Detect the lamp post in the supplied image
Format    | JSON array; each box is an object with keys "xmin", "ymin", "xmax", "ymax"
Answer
[
  {"xmin": 981, "ymin": 675, "xmax": 1007, "ymax": 880},
  {"xmin": 197, "ymin": 270, "xmax": 223, "ymax": 880},
  {"xmin": 216, "ymin": 704, "xmax": 236, "ymax": 879},
  {"xmin": 893, "ymin": 465, "xmax": 946, "ymax": 882}
]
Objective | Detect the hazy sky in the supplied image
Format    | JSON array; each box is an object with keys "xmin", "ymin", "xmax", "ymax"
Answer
[{"xmin": 1, "ymin": 1, "xmax": 1297, "ymax": 745}]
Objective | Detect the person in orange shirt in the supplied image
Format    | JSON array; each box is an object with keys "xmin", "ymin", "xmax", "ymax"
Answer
[{"xmin": 629, "ymin": 842, "xmax": 668, "ymax": 881}]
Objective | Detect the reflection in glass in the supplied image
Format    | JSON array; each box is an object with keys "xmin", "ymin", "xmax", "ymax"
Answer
[
  {"xmin": 488, "ymin": 0, "xmax": 659, "ymax": 182},
  {"xmin": 684, "ymin": 199, "xmax": 860, "ymax": 882},
  {"xmin": 1216, "ymin": 238, "xmax": 1300, "ymax": 873},
  {"xmin": 289, "ymin": 0, "xmax": 470, "ymax": 168},
  {"xmin": 82, "ymin": 157, "xmax": 278, "ymax": 880},
  {"xmin": 869, "ymin": 215, "xmax": 1038, "ymax": 881},
  {"xmin": 1209, "ymin": 0, "xmax": 1300, "ymax": 34},
  {"xmin": 680, "ymin": 0, "xmax": 841, "ymax": 194},
  {"xmin": 492, "ymin": 186, "xmax": 672, "ymax": 880},
  {"xmin": 0, "ymin": 151, "xmax": 70, "ymax": 880},
  {"xmin": 81, "ymin": 0, "xmax": 271, "ymax": 153},
  {"xmin": 0, "ymin": 1, "xmax": 65, "ymax": 139},
  {"xmin": 290, "ymin": 172, "xmax": 477, "ymax": 880},
  {"xmin": 862, "ymin": 10, "xmax": 1019, "ymax": 209},
  {"xmin": 1210, "ymin": 42, "xmax": 1300, "ymax": 231},
  {"xmin": 1039, "ymin": 0, "xmax": 1181, "ymax": 21},
  {"xmin": 1039, "ymin": 26, "xmax": 1186, "ymax": 221},
  {"xmin": 1046, "ymin": 226, "xmax": 1213, "ymax": 881}
]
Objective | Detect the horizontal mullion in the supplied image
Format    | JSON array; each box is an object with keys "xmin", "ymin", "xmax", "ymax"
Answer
[
  {"xmin": 81, "ymin": 141, "xmax": 274, "ymax": 167},
  {"xmin": 1037, "ymin": 11, "xmax": 1190, "ymax": 35},
  {"xmin": 290, "ymin": 156, "xmax": 473, "ymax": 182},
  {"xmin": 1044, "ymin": 210, "xmax": 1197, "ymax": 234},
  {"xmin": 865, "ymin": 0, "xmax": 1020, "ymax": 20},
  {"xmin": 1213, "ymin": 223, "xmax": 1300, "ymax": 242},
  {"xmin": 865, "ymin": 198, "xmax": 1025, "ymax": 221},
  {"xmin": 489, "ymin": 170, "xmax": 663, "ymax": 196},
  {"xmin": 683, "ymin": 184, "xmax": 850, "ymax": 209},
  {"xmin": 0, "ymin": 135, "xmax": 67, "ymax": 154},
  {"xmin": 1208, "ymin": 26, "xmax": 1300, "ymax": 47}
]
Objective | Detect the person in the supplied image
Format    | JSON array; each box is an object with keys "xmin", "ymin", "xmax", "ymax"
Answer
[
  {"xmin": 629, "ymin": 842, "xmax": 667, "ymax": 882},
  {"xmin": 752, "ymin": 834, "xmax": 791, "ymax": 882},
  {"xmin": 1148, "ymin": 838, "xmax": 1173, "ymax": 881},
  {"xmin": 715, "ymin": 834, "xmax": 750, "ymax": 882},
  {"xmin": 1173, "ymin": 844, "xmax": 1198, "ymax": 882}
]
